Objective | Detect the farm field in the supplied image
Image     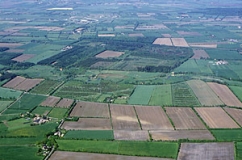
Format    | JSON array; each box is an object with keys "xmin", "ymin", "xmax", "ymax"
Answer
[
  {"xmin": 211, "ymin": 129, "xmax": 242, "ymax": 141},
  {"xmin": 165, "ymin": 107, "xmax": 206, "ymax": 130},
  {"xmin": 48, "ymin": 108, "xmax": 68, "ymax": 119},
  {"xmin": 150, "ymin": 130, "xmax": 215, "ymax": 141},
  {"xmin": 195, "ymin": 107, "xmax": 239, "ymax": 128},
  {"xmin": 55, "ymin": 98, "xmax": 74, "ymax": 108},
  {"xmin": 178, "ymin": 143, "xmax": 234, "ymax": 160},
  {"xmin": 171, "ymin": 38, "xmax": 189, "ymax": 47},
  {"xmin": 70, "ymin": 101, "xmax": 109, "ymax": 118},
  {"xmin": 110, "ymin": 104, "xmax": 140, "ymax": 130},
  {"xmin": 61, "ymin": 118, "xmax": 112, "ymax": 130},
  {"xmin": 229, "ymin": 86, "xmax": 242, "ymax": 102},
  {"xmin": 95, "ymin": 50, "xmax": 125, "ymax": 58},
  {"xmin": 153, "ymin": 38, "xmax": 173, "ymax": 46},
  {"xmin": 40, "ymin": 96, "xmax": 60, "ymax": 107},
  {"xmin": 0, "ymin": 101, "xmax": 13, "ymax": 112},
  {"xmin": 30, "ymin": 80, "xmax": 63, "ymax": 95},
  {"xmin": 224, "ymin": 108, "xmax": 242, "ymax": 126},
  {"xmin": 148, "ymin": 84, "xmax": 172, "ymax": 106},
  {"xmin": 49, "ymin": 151, "xmax": 170, "ymax": 160},
  {"xmin": 191, "ymin": 49, "xmax": 210, "ymax": 59},
  {"xmin": 207, "ymin": 82, "xmax": 242, "ymax": 107},
  {"xmin": 12, "ymin": 54, "xmax": 35, "ymax": 62},
  {"xmin": 31, "ymin": 106, "xmax": 52, "ymax": 116},
  {"xmin": 114, "ymin": 130, "xmax": 149, "ymax": 141},
  {"xmin": 0, "ymin": 87, "xmax": 22, "ymax": 99},
  {"xmin": 64, "ymin": 130, "xmax": 114, "ymax": 140},
  {"xmin": 135, "ymin": 106, "xmax": 173, "ymax": 130},
  {"xmin": 187, "ymin": 80, "xmax": 223, "ymax": 106}
]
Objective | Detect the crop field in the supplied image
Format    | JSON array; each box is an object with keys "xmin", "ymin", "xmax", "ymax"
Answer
[
  {"xmin": 98, "ymin": 34, "xmax": 115, "ymax": 37},
  {"xmin": 48, "ymin": 108, "xmax": 68, "ymax": 119},
  {"xmin": 0, "ymin": 87, "xmax": 22, "ymax": 99},
  {"xmin": 191, "ymin": 49, "xmax": 210, "ymax": 59},
  {"xmin": 178, "ymin": 143, "xmax": 234, "ymax": 160},
  {"xmin": 224, "ymin": 108, "xmax": 242, "ymax": 126},
  {"xmin": 206, "ymin": 49, "xmax": 242, "ymax": 60},
  {"xmin": 49, "ymin": 151, "xmax": 167, "ymax": 160},
  {"xmin": 188, "ymin": 43, "xmax": 217, "ymax": 48},
  {"xmin": 165, "ymin": 107, "xmax": 206, "ymax": 130},
  {"xmin": 31, "ymin": 106, "xmax": 52, "ymax": 116},
  {"xmin": 0, "ymin": 101, "xmax": 13, "ymax": 112},
  {"xmin": 210, "ymin": 64, "xmax": 240, "ymax": 80},
  {"xmin": 110, "ymin": 104, "xmax": 140, "ymax": 130},
  {"xmin": 56, "ymin": 98, "xmax": 74, "ymax": 108},
  {"xmin": 171, "ymin": 82, "xmax": 200, "ymax": 106},
  {"xmin": 114, "ymin": 130, "xmax": 149, "ymax": 141},
  {"xmin": 64, "ymin": 130, "xmax": 114, "ymax": 140},
  {"xmin": 70, "ymin": 101, "xmax": 109, "ymax": 118},
  {"xmin": 62, "ymin": 118, "xmax": 112, "ymax": 130},
  {"xmin": 211, "ymin": 129, "xmax": 242, "ymax": 141},
  {"xmin": 31, "ymin": 80, "xmax": 62, "ymax": 94},
  {"xmin": 56, "ymin": 140, "xmax": 179, "ymax": 158},
  {"xmin": 0, "ymin": 42, "xmax": 23, "ymax": 48},
  {"xmin": 40, "ymin": 96, "xmax": 60, "ymax": 107},
  {"xmin": 3, "ymin": 76, "xmax": 26, "ymax": 88},
  {"xmin": 229, "ymin": 86, "xmax": 242, "ymax": 102},
  {"xmin": 95, "ymin": 50, "xmax": 125, "ymax": 58},
  {"xmin": 148, "ymin": 85, "xmax": 172, "ymax": 106},
  {"xmin": 9, "ymin": 93, "xmax": 46, "ymax": 111},
  {"xmin": 171, "ymin": 38, "xmax": 189, "ymax": 47},
  {"xmin": 195, "ymin": 107, "xmax": 239, "ymax": 128},
  {"xmin": 128, "ymin": 85, "xmax": 155, "ymax": 105},
  {"xmin": 187, "ymin": 80, "xmax": 223, "ymax": 106},
  {"xmin": 128, "ymin": 33, "xmax": 144, "ymax": 37},
  {"xmin": 207, "ymin": 82, "xmax": 242, "ymax": 107},
  {"xmin": 135, "ymin": 106, "xmax": 173, "ymax": 130},
  {"xmin": 12, "ymin": 54, "xmax": 35, "ymax": 62},
  {"xmin": 150, "ymin": 130, "xmax": 215, "ymax": 141},
  {"xmin": 153, "ymin": 38, "xmax": 173, "ymax": 46}
]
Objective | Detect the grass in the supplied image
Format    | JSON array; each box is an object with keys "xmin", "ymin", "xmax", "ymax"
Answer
[
  {"xmin": 128, "ymin": 85, "xmax": 155, "ymax": 105},
  {"xmin": 9, "ymin": 93, "xmax": 47, "ymax": 111},
  {"xmin": 31, "ymin": 106, "xmax": 52, "ymax": 115},
  {"xmin": 64, "ymin": 130, "xmax": 114, "ymax": 140},
  {"xmin": 47, "ymin": 108, "xmax": 68, "ymax": 119},
  {"xmin": 210, "ymin": 64, "xmax": 240, "ymax": 80},
  {"xmin": 211, "ymin": 129, "xmax": 242, "ymax": 141},
  {"xmin": 206, "ymin": 49, "xmax": 242, "ymax": 60},
  {"xmin": 0, "ymin": 101, "xmax": 13, "ymax": 112},
  {"xmin": 149, "ymin": 84, "xmax": 172, "ymax": 106},
  {"xmin": 3, "ymin": 108, "xmax": 29, "ymax": 115},
  {"xmin": 0, "ymin": 87, "xmax": 22, "ymax": 99},
  {"xmin": 236, "ymin": 142, "xmax": 242, "ymax": 160},
  {"xmin": 229, "ymin": 86, "xmax": 242, "ymax": 102},
  {"xmin": 7, "ymin": 118, "xmax": 32, "ymax": 131},
  {"xmin": 31, "ymin": 80, "xmax": 62, "ymax": 95},
  {"xmin": 0, "ymin": 137, "xmax": 40, "ymax": 145},
  {"xmin": 57, "ymin": 140, "xmax": 179, "ymax": 158}
]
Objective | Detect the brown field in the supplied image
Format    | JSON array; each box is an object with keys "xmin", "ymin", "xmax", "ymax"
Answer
[
  {"xmin": 191, "ymin": 49, "xmax": 210, "ymax": 59},
  {"xmin": 135, "ymin": 106, "xmax": 173, "ymax": 130},
  {"xmin": 177, "ymin": 31, "xmax": 201, "ymax": 36},
  {"xmin": 224, "ymin": 107, "xmax": 242, "ymax": 126},
  {"xmin": 3, "ymin": 76, "xmax": 26, "ymax": 88},
  {"xmin": 5, "ymin": 26, "xmax": 64, "ymax": 32},
  {"xmin": 49, "ymin": 151, "xmax": 171, "ymax": 160},
  {"xmin": 207, "ymin": 82, "xmax": 242, "ymax": 107},
  {"xmin": 128, "ymin": 33, "xmax": 144, "ymax": 37},
  {"xmin": 95, "ymin": 50, "xmax": 125, "ymax": 58},
  {"xmin": 114, "ymin": 130, "xmax": 149, "ymax": 141},
  {"xmin": 165, "ymin": 107, "xmax": 206, "ymax": 130},
  {"xmin": 12, "ymin": 54, "xmax": 35, "ymax": 62},
  {"xmin": 56, "ymin": 98, "xmax": 74, "ymax": 108},
  {"xmin": 136, "ymin": 24, "xmax": 168, "ymax": 30},
  {"xmin": 187, "ymin": 80, "xmax": 223, "ymax": 106},
  {"xmin": 153, "ymin": 38, "xmax": 172, "ymax": 46},
  {"xmin": 0, "ymin": 42, "xmax": 23, "ymax": 48},
  {"xmin": 90, "ymin": 61, "xmax": 114, "ymax": 68},
  {"xmin": 178, "ymin": 143, "xmax": 234, "ymax": 160},
  {"xmin": 61, "ymin": 118, "xmax": 112, "ymax": 130},
  {"xmin": 195, "ymin": 107, "xmax": 239, "ymax": 128},
  {"xmin": 14, "ymin": 78, "xmax": 44, "ymax": 91},
  {"xmin": 110, "ymin": 104, "xmax": 140, "ymax": 130},
  {"xmin": 40, "ymin": 96, "xmax": 60, "ymax": 107},
  {"xmin": 4, "ymin": 49, "xmax": 24, "ymax": 53},
  {"xmin": 98, "ymin": 34, "xmax": 115, "ymax": 37},
  {"xmin": 171, "ymin": 38, "xmax": 189, "ymax": 47},
  {"xmin": 162, "ymin": 34, "xmax": 171, "ymax": 38},
  {"xmin": 150, "ymin": 130, "xmax": 215, "ymax": 141},
  {"xmin": 188, "ymin": 43, "xmax": 217, "ymax": 48},
  {"xmin": 70, "ymin": 101, "xmax": 109, "ymax": 118}
]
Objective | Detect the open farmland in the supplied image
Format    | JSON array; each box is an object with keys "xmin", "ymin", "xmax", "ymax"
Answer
[
  {"xmin": 3, "ymin": 76, "xmax": 26, "ymax": 88},
  {"xmin": 171, "ymin": 38, "xmax": 189, "ymax": 47},
  {"xmin": 47, "ymin": 108, "xmax": 68, "ymax": 119},
  {"xmin": 165, "ymin": 107, "xmax": 206, "ymax": 130},
  {"xmin": 49, "ymin": 151, "xmax": 170, "ymax": 160},
  {"xmin": 56, "ymin": 98, "xmax": 74, "ymax": 108},
  {"xmin": 95, "ymin": 50, "xmax": 125, "ymax": 58},
  {"xmin": 12, "ymin": 54, "xmax": 35, "ymax": 62},
  {"xmin": 178, "ymin": 143, "xmax": 234, "ymax": 160},
  {"xmin": 0, "ymin": 101, "xmax": 13, "ymax": 112},
  {"xmin": 31, "ymin": 80, "xmax": 63, "ymax": 94},
  {"xmin": 229, "ymin": 86, "xmax": 242, "ymax": 102},
  {"xmin": 153, "ymin": 38, "xmax": 172, "ymax": 46},
  {"xmin": 207, "ymin": 82, "xmax": 242, "ymax": 107},
  {"xmin": 114, "ymin": 130, "xmax": 149, "ymax": 141},
  {"xmin": 224, "ymin": 108, "xmax": 242, "ymax": 126},
  {"xmin": 128, "ymin": 33, "xmax": 144, "ymax": 37},
  {"xmin": 40, "ymin": 96, "xmax": 60, "ymax": 107},
  {"xmin": 211, "ymin": 129, "xmax": 242, "ymax": 141},
  {"xmin": 110, "ymin": 104, "xmax": 140, "ymax": 130},
  {"xmin": 135, "ymin": 106, "xmax": 173, "ymax": 130},
  {"xmin": 0, "ymin": 87, "xmax": 22, "ymax": 99},
  {"xmin": 191, "ymin": 49, "xmax": 210, "ymax": 59},
  {"xmin": 188, "ymin": 43, "xmax": 217, "ymax": 48},
  {"xmin": 14, "ymin": 78, "xmax": 44, "ymax": 91},
  {"xmin": 62, "ymin": 118, "xmax": 112, "ymax": 130},
  {"xmin": 0, "ymin": 42, "xmax": 23, "ymax": 48},
  {"xmin": 31, "ymin": 106, "xmax": 52, "ymax": 116},
  {"xmin": 150, "ymin": 130, "xmax": 215, "ymax": 141},
  {"xmin": 187, "ymin": 80, "xmax": 223, "ymax": 106},
  {"xmin": 70, "ymin": 101, "xmax": 109, "ymax": 118},
  {"xmin": 64, "ymin": 130, "xmax": 114, "ymax": 140},
  {"xmin": 195, "ymin": 107, "xmax": 239, "ymax": 128}
]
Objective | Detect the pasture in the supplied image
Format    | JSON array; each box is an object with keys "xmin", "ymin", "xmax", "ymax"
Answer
[
  {"xmin": 31, "ymin": 80, "xmax": 63, "ymax": 95},
  {"xmin": 64, "ymin": 130, "xmax": 114, "ymax": 140},
  {"xmin": 48, "ymin": 108, "xmax": 68, "ymax": 119},
  {"xmin": 148, "ymin": 84, "xmax": 172, "ymax": 106},
  {"xmin": 0, "ymin": 87, "xmax": 22, "ymax": 99}
]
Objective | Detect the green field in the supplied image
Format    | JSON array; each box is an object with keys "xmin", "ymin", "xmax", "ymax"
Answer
[
  {"xmin": 236, "ymin": 142, "xmax": 242, "ymax": 160},
  {"xmin": 128, "ymin": 85, "xmax": 155, "ymax": 105},
  {"xmin": 0, "ymin": 87, "xmax": 22, "ymax": 99},
  {"xmin": 211, "ymin": 129, "xmax": 242, "ymax": 141},
  {"xmin": 229, "ymin": 86, "xmax": 242, "ymax": 102},
  {"xmin": 210, "ymin": 64, "xmax": 240, "ymax": 80},
  {"xmin": 57, "ymin": 140, "xmax": 179, "ymax": 158},
  {"xmin": 206, "ymin": 49, "xmax": 242, "ymax": 60},
  {"xmin": 64, "ymin": 130, "xmax": 114, "ymax": 140},
  {"xmin": 48, "ymin": 108, "xmax": 68, "ymax": 119},
  {"xmin": 172, "ymin": 82, "xmax": 200, "ymax": 106},
  {"xmin": 31, "ymin": 106, "xmax": 52, "ymax": 115},
  {"xmin": 148, "ymin": 84, "xmax": 172, "ymax": 106},
  {"xmin": 0, "ymin": 101, "xmax": 13, "ymax": 112},
  {"xmin": 31, "ymin": 80, "xmax": 62, "ymax": 95}
]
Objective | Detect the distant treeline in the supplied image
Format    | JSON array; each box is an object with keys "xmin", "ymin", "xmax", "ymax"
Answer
[{"xmin": 0, "ymin": 47, "xmax": 9, "ymax": 52}]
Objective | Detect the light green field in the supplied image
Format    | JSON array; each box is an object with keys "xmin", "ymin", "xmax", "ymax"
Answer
[
  {"xmin": 0, "ymin": 101, "xmax": 13, "ymax": 112},
  {"xmin": 229, "ymin": 86, "xmax": 242, "ymax": 102},
  {"xmin": 48, "ymin": 108, "xmax": 68, "ymax": 119},
  {"xmin": 149, "ymin": 84, "xmax": 172, "ymax": 106},
  {"xmin": 31, "ymin": 106, "xmax": 52, "ymax": 115},
  {"xmin": 64, "ymin": 130, "xmax": 114, "ymax": 140},
  {"xmin": 0, "ymin": 87, "xmax": 22, "ymax": 99}
]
